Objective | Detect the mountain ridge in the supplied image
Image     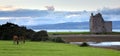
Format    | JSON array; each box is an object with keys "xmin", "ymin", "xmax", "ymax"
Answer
[{"xmin": 27, "ymin": 21, "xmax": 120, "ymax": 30}]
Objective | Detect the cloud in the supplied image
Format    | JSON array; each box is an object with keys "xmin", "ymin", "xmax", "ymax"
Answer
[
  {"xmin": 103, "ymin": 15, "xmax": 120, "ymax": 21},
  {"xmin": 0, "ymin": 7, "xmax": 120, "ymax": 26},
  {"xmin": 0, "ymin": 5, "xmax": 18, "ymax": 11},
  {"xmin": 0, "ymin": 10, "xmax": 87, "ymax": 26},
  {"xmin": 65, "ymin": 14, "xmax": 80, "ymax": 18},
  {"xmin": 45, "ymin": 6, "xmax": 55, "ymax": 11},
  {"xmin": 100, "ymin": 7, "xmax": 120, "ymax": 15},
  {"xmin": 0, "ymin": 9, "xmax": 49, "ymax": 17},
  {"xmin": 97, "ymin": 7, "xmax": 120, "ymax": 21}
]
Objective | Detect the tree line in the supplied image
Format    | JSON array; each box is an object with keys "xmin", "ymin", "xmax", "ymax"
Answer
[{"xmin": 0, "ymin": 22, "xmax": 48, "ymax": 41}]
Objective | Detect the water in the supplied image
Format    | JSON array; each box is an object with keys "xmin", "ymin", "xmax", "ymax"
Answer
[
  {"xmin": 35, "ymin": 29, "xmax": 120, "ymax": 32},
  {"xmin": 35, "ymin": 29, "xmax": 89, "ymax": 32},
  {"xmin": 35, "ymin": 29, "xmax": 120, "ymax": 46},
  {"xmin": 89, "ymin": 42, "xmax": 120, "ymax": 46},
  {"xmin": 70, "ymin": 42, "xmax": 120, "ymax": 46}
]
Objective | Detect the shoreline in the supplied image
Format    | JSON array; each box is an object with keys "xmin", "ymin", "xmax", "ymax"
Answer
[
  {"xmin": 34, "ymin": 29, "xmax": 120, "ymax": 32},
  {"xmin": 91, "ymin": 45, "xmax": 120, "ymax": 51},
  {"xmin": 70, "ymin": 42, "xmax": 120, "ymax": 51}
]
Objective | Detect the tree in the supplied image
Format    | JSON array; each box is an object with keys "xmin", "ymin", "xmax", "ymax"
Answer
[
  {"xmin": 0, "ymin": 22, "xmax": 35, "ymax": 40},
  {"xmin": 31, "ymin": 30, "xmax": 48, "ymax": 41}
]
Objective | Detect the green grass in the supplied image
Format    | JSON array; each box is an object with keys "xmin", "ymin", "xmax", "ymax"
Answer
[
  {"xmin": 48, "ymin": 32, "xmax": 120, "ymax": 35},
  {"xmin": 48, "ymin": 32, "xmax": 90, "ymax": 35},
  {"xmin": 0, "ymin": 41, "xmax": 119, "ymax": 56}
]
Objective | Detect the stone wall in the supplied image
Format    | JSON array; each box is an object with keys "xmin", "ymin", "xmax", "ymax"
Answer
[{"xmin": 104, "ymin": 21, "xmax": 112, "ymax": 32}]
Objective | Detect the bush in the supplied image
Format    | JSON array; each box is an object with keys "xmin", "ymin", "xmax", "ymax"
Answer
[
  {"xmin": 0, "ymin": 22, "xmax": 36, "ymax": 40},
  {"xmin": 50, "ymin": 37, "xmax": 64, "ymax": 43},
  {"xmin": 80, "ymin": 42, "xmax": 89, "ymax": 47},
  {"xmin": 31, "ymin": 30, "xmax": 49, "ymax": 41}
]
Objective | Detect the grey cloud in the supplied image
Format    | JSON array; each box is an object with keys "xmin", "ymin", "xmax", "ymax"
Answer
[
  {"xmin": 100, "ymin": 7, "xmax": 120, "ymax": 15},
  {"xmin": 0, "ymin": 7, "xmax": 120, "ymax": 26},
  {"xmin": 0, "ymin": 9, "xmax": 49, "ymax": 17}
]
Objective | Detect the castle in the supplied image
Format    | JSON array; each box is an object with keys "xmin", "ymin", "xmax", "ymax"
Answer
[{"xmin": 90, "ymin": 13, "xmax": 112, "ymax": 34}]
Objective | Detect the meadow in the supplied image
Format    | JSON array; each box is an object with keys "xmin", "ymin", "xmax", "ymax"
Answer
[
  {"xmin": 48, "ymin": 32, "xmax": 90, "ymax": 35},
  {"xmin": 0, "ymin": 41, "xmax": 119, "ymax": 56},
  {"xmin": 48, "ymin": 32, "xmax": 120, "ymax": 35}
]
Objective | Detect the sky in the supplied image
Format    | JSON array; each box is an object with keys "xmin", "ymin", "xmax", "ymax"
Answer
[
  {"xmin": 0, "ymin": 0, "xmax": 120, "ymax": 11},
  {"xmin": 0, "ymin": 0, "xmax": 120, "ymax": 26}
]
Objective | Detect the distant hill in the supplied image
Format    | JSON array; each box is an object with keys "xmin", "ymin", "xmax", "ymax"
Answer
[{"xmin": 27, "ymin": 21, "xmax": 120, "ymax": 30}]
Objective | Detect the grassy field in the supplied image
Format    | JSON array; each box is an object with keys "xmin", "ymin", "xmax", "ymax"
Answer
[
  {"xmin": 48, "ymin": 32, "xmax": 90, "ymax": 35},
  {"xmin": 0, "ymin": 41, "xmax": 119, "ymax": 56},
  {"xmin": 48, "ymin": 32, "xmax": 120, "ymax": 35}
]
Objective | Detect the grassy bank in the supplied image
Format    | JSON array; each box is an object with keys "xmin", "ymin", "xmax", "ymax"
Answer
[
  {"xmin": 0, "ymin": 41, "xmax": 119, "ymax": 56},
  {"xmin": 48, "ymin": 32, "xmax": 90, "ymax": 35},
  {"xmin": 48, "ymin": 32, "xmax": 120, "ymax": 35}
]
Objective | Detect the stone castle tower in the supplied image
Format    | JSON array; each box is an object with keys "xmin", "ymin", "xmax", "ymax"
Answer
[{"xmin": 90, "ymin": 13, "xmax": 112, "ymax": 34}]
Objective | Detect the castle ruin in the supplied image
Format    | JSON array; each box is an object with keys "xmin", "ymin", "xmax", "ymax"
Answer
[{"xmin": 90, "ymin": 13, "xmax": 112, "ymax": 34}]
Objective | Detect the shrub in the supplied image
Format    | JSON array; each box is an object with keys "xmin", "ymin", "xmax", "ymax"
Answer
[
  {"xmin": 0, "ymin": 22, "xmax": 35, "ymax": 40},
  {"xmin": 80, "ymin": 42, "xmax": 89, "ymax": 47},
  {"xmin": 50, "ymin": 37, "xmax": 64, "ymax": 43},
  {"xmin": 31, "ymin": 30, "xmax": 49, "ymax": 41}
]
